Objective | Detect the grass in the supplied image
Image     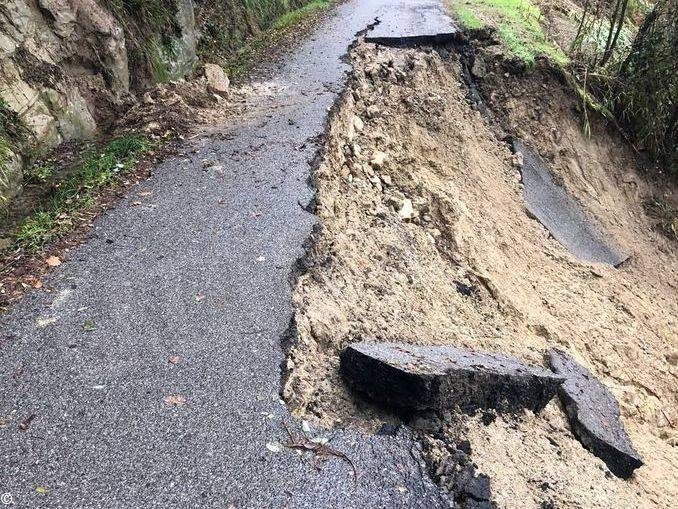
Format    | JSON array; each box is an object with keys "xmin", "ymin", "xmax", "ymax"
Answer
[
  {"xmin": 645, "ymin": 197, "xmax": 678, "ymax": 241},
  {"xmin": 448, "ymin": 0, "xmax": 568, "ymax": 67},
  {"xmin": 13, "ymin": 134, "xmax": 150, "ymax": 251},
  {"xmin": 272, "ymin": 0, "xmax": 329, "ymax": 30}
]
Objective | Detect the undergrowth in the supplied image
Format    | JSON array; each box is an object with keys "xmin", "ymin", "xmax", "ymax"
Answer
[
  {"xmin": 13, "ymin": 134, "xmax": 150, "ymax": 251},
  {"xmin": 197, "ymin": 0, "xmax": 331, "ymax": 78},
  {"xmin": 449, "ymin": 0, "xmax": 568, "ymax": 67}
]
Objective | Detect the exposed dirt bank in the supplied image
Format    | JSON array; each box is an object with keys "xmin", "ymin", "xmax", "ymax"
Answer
[{"xmin": 283, "ymin": 39, "xmax": 677, "ymax": 507}]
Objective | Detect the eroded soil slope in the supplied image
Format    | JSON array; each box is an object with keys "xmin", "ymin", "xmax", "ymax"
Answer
[{"xmin": 284, "ymin": 40, "xmax": 678, "ymax": 507}]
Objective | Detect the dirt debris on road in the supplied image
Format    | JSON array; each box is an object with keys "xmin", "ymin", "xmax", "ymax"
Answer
[{"xmin": 283, "ymin": 37, "xmax": 678, "ymax": 508}]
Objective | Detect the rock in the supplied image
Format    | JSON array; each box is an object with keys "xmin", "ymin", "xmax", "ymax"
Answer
[
  {"xmin": 366, "ymin": 105, "xmax": 381, "ymax": 118},
  {"xmin": 170, "ymin": 0, "xmax": 199, "ymax": 78},
  {"xmin": 548, "ymin": 349, "xmax": 643, "ymax": 478},
  {"xmin": 353, "ymin": 115, "xmax": 364, "ymax": 132},
  {"xmin": 512, "ymin": 152, "xmax": 523, "ymax": 168},
  {"xmin": 471, "ymin": 57, "xmax": 487, "ymax": 79},
  {"xmin": 437, "ymin": 442, "xmax": 496, "ymax": 508},
  {"xmin": 370, "ymin": 150, "xmax": 388, "ymax": 168},
  {"xmin": 203, "ymin": 63, "xmax": 230, "ymax": 97},
  {"xmin": 340, "ymin": 342, "xmax": 564, "ymax": 414},
  {"xmin": 381, "ymin": 174, "xmax": 392, "ymax": 186},
  {"xmin": 398, "ymin": 199, "xmax": 414, "ymax": 220}
]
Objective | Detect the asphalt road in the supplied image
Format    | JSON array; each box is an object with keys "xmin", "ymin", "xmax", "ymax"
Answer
[{"xmin": 1, "ymin": 1, "xmax": 454, "ymax": 507}]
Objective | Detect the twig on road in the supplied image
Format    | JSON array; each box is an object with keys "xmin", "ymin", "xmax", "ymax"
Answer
[{"xmin": 282, "ymin": 421, "xmax": 358, "ymax": 481}]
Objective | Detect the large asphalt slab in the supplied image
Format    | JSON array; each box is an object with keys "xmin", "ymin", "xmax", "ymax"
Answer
[
  {"xmin": 514, "ymin": 140, "xmax": 627, "ymax": 265},
  {"xmin": 0, "ymin": 1, "xmax": 454, "ymax": 507}
]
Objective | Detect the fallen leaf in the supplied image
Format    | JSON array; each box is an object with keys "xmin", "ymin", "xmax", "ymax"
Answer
[
  {"xmin": 195, "ymin": 293, "xmax": 206, "ymax": 302},
  {"xmin": 132, "ymin": 201, "xmax": 142, "ymax": 206},
  {"xmin": 164, "ymin": 395, "xmax": 186, "ymax": 406},
  {"xmin": 256, "ymin": 256, "xmax": 266, "ymax": 262},
  {"xmin": 45, "ymin": 256, "xmax": 61, "ymax": 267},
  {"xmin": 34, "ymin": 280, "xmax": 43, "ymax": 289},
  {"xmin": 19, "ymin": 414, "xmax": 36, "ymax": 431},
  {"xmin": 83, "ymin": 319, "xmax": 96, "ymax": 332},
  {"xmin": 36, "ymin": 486, "xmax": 49, "ymax": 494},
  {"xmin": 0, "ymin": 418, "xmax": 9, "ymax": 428},
  {"xmin": 138, "ymin": 191, "xmax": 153, "ymax": 197},
  {"xmin": 168, "ymin": 355, "xmax": 181, "ymax": 365}
]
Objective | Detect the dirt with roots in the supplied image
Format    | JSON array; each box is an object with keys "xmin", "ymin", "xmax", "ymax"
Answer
[{"xmin": 282, "ymin": 40, "xmax": 678, "ymax": 508}]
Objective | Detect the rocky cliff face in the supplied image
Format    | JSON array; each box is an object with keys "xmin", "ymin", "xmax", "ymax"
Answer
[{"xmin": 0, "ymin": 0, "xmax": 198, "ymax": 205}]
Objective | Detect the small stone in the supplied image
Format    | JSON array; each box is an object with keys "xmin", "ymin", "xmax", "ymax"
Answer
[
  {"xmin": 512, "ymin": 152, "xmax": 524, "ymax": 168},
  {"xmin": 353, "ymin": 116, "xmax": 364, "ymax": 132},
  {"xmin": 370, "ymin": 150, "xmax": 388, "ymax": 168},
  {"xmin": 548, "ymin": 349, "xmax": 643, "ymax": 478},
  {"xmin": 381, "ymin": 174, "xmax": 392, "ymax": 186},
  {"xmin": 203, "ymin": 63, "xmax": 230, "ymax": 97},
  {"xmin": 666, "ymin": 350, "xmax": 678, "ymax": 366},
  {"xmin": 341, "ymin": 342, "xmax": 563, "ymax": 414},
  {"xmin": 398, "ymin": 199, "xmax": 414, "ymax": 220},
  {"xmin": 352, "ymin": 143, "xmax": 362, "ymax": 158},
  {"xmin": 366, "ymin": 105, "xmax": 381, "ymax": 118}
]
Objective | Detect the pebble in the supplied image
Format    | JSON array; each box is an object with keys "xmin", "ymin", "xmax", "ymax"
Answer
[
  {"xmin": 398, "ymin": 199, "xmax": 414, "ymax": 220},
  {"xmin": 370, "ymin": 150, "xmax": 388, "ymax": 168}
]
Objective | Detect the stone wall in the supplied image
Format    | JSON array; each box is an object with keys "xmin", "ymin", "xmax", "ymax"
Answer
[{"xmin": 0, "ymin": 0, "xmax": 198, "ymax": 205}]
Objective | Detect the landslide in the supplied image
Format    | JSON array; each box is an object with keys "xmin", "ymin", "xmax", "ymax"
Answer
[{"xmin": 283, "ymin": 39, "xmax": 678, "ymax": 508}]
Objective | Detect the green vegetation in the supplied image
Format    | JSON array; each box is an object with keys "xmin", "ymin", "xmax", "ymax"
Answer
[
  {"xmin": 566, "ymin": 0, "xmax": 675, "ymax": 175},
  {"xmin": 107, "ymin": 0, "xmax": 185, "ymax": 84},
  {"xmin": 14, "ymin": 134, "xmax": 150, "ymax": 251},
  {"xmin": 449, "ymin": 0, "xmax": 568, "ymax": 67},
  {"xmin": 24, "ymin": 161, "xmax": 55, "ymax": 184},
  {"xmin": 197, "ymin": 0, "xmax": 331, "ymax": 78},
  {"xmin": 645, "ymin": 197, "xmax": 677, "ymax": 241},
  {"xmin": 107, "ymin": 0, "xmax": 177, "ymax": 28},
  {"xmin": 617, "ymin": 0, "xmax": 676, "ymax": 174},
  {"xmin": 272, "ymin": 0, "xmax": 329, "ymax": 30}
]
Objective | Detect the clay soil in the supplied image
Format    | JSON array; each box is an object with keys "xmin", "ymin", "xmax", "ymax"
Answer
[{"xmin": 283, "ymin": 40, "xmax": 678, "ymax": 508}]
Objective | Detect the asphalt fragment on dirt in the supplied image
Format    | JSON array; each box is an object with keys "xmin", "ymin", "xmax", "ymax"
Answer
[
  {"xmin": 548, "ymin": 349, "xmax": 644, "ymax": 478},
  {"xmin": 513, "ymin": 139, "xmax": 627, "ymax": 266},
  {"xmin": 341, "ymin": 342, "xmax": 564, "ymax": 414}
]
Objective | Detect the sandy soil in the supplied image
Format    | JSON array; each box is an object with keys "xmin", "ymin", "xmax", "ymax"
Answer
[{"xmin": 283, "ymin": 40, "xmax": 678, "ymax": 507}]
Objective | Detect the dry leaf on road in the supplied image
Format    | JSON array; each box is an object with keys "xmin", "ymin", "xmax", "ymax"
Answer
[
  {"xmin": 45, "ymin": 256, "xmax": 61, "ymax": 267},
  {"xmin": 164, "ymin": 395, "xmax": 186, "ymax": 406},
  {"xmin": 19, "ymin": 414, "xmax": 37, "ymax": 431}
]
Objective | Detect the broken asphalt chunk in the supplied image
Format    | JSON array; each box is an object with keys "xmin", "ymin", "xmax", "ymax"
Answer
[
  {"xmin": 548, "ymin": 349, "xmax": 643, "ymax": 478},
  {"xmin": 340, "ymin": 342, "xmax": 563, "ymax": 414}
]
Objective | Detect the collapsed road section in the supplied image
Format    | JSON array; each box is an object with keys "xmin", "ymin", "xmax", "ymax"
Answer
[{"xmin": 284, "ymin": 26, "xmax": 678, "ymax": 509}]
